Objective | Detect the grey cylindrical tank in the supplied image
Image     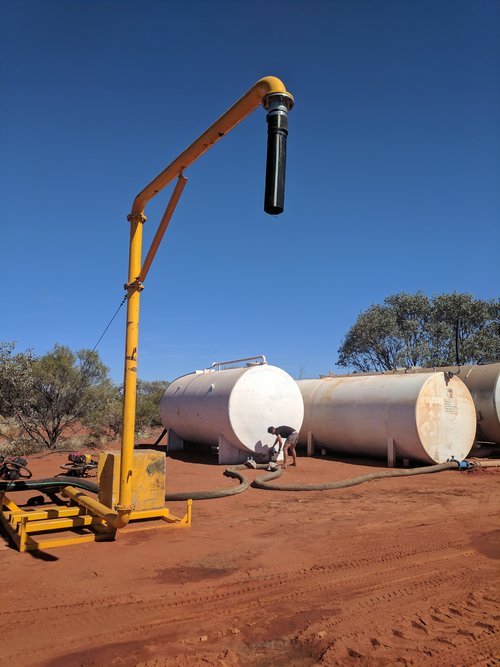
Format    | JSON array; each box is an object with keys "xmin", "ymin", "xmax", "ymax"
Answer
[
  {"xmin": 380, "ymin": 363, "xmax": 500, "ymax": 444},
  {"xmin": 298, "ymin": 372, "xmax": 476, "ymax": 464},
  {"xmin": 432, "ymin": 364, "xmax": 500, "ymax": 444},
  {"xmin": 160, "ymin": 361, "xmax": 304, "ymax": 463}
]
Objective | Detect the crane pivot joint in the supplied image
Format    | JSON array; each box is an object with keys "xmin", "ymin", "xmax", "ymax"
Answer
[
  {"xmin": 127, "ymin": 212, "xmax": 147, "ymax": 224},
  {"xmin": 124, "ymin": 279, "xmax": 144, "ymax": 292}
]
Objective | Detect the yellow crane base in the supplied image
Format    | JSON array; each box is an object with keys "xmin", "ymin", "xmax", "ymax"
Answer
[{"xmin": 0, "ymin": 492, "xmax": 192, "ymax": 553}]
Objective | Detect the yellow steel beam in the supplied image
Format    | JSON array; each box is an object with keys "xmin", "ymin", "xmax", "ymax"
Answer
[
  {"xmin": 0, "ymin": 511, "xmax": 21, "ymax": 550},
  {"xmin": 129, "ymin": 508, "xmax": 172, "ymax": 520},
  {"xmin": 27, "ymin": 534, "xmax": 98, "ymax": 550},
  {"xmin": 126, "ymin": 498, "xmax": 191, "ymax": 523},
  {"xmin": 1, "ymin": 495, "xmax": 21, "ymax": 513},
  {"xmin": 25, "ymin": 515, "xmax": 93, "ymax": 532},
  {"xmin": 138, "ymin": 175, "xmax": 188, "ymax": 284},
  {"xmin": 8, "ymin": 506, "xmax": 85, "ymax": 522},
  {"xmin": 118, "ymin": 211, "xmax": 145, "ymax": 524}
]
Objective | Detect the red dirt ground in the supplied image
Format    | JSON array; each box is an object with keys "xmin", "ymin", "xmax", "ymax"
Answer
[{"xmin": 1, "ymin": 445, "xmax": 499, "ymax": 666}]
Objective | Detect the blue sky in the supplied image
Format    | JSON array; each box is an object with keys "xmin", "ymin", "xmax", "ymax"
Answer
[{"xmin": 2, "ymin": 0, "xmax": 499, "ymax": 382}]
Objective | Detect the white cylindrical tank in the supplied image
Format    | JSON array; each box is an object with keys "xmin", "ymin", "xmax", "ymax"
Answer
[
  {"xmin": 160, "ymin": 362, "xmax": 304, "ymax": 463},
  {"xmin": 298, "ymin": 373, "xmax": 476, "ymax": 464}
]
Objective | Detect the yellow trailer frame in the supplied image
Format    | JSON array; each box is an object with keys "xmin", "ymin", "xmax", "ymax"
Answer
[{"xmin": 0, "ymin": 492, "xmax": 192, "ymax": 552}]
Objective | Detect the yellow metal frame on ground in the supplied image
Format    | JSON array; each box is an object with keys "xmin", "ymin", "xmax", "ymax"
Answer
[{"xmin": 0, "ymin": 492, "xmax": 192, "ymax": 553}]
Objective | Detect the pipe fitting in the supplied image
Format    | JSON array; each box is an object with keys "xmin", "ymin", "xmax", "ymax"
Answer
[
  {"xmin": 113, "ymin": 508, "xmax": 133, "ymax": 529},
  {"xmin": 263, "ymin": 91, "xmax": 294, "ymax": 114},
  {"xmin": 263, "ymin": 92, "xmax": 294, "ymax": 215},
  {"xmin": 127, "ymin": 212, "xmax": 147, "ymax": 224}
]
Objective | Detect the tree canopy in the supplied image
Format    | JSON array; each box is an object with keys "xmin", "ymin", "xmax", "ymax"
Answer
[
  {"xmin": 0, "ymin": 342, "xmax": 169, "ymax": 450},
  {"xmin": 337, "ymin": 292, "xmax": 500, "ymax": 373},
  {"xmin": 92, "ymin": 378, "xmax": 170, "ymax": 441},
  {"xmin": 0, "ymin": 343, "xmax": 113, "ymax": 449}
]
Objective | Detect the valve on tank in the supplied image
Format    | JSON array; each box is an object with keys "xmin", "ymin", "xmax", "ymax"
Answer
[{"xmin": 263, "ymin": 92, "xmax": 294, "ymax": 215}]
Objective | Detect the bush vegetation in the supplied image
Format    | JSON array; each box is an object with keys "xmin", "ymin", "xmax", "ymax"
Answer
[
  {"xmin": 337, "ymin": 292, "xmax": 499, "ymax": 372},
  {"xmin": 0, "ymin": 342, "xmax": 168, "ymax": 454}
]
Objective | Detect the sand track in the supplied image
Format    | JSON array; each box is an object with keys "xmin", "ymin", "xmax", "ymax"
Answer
[{"xmin": 0, "ymin": 451, "xmax": 498, "ymax": 666}]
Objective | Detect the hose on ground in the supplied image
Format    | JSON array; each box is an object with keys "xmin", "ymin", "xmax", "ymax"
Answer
[
  {"xmin": 2, "ymin": 459, "xmax": 498, "ymax": 500},
  {"xmin": 469, "ymin": 459, "xmax": 500, "ymax": 469},
  {"xmin": 0, "ymin": 476, "xmax": 99, "ymax": 494},
  {"xmin": 0, "ymin": 469, "xmax": 250, "ymax": 502},
  {"xmin": 252, "ymin": 461, "xmax": 459, "ymax": 491},
  {"xmin": 164, "ymin": 467, "xmax": 249, "ymax": 500}
]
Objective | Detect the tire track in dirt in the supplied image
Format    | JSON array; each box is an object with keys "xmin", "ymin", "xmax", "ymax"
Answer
[
  {"xmin": 2, "ymin": 449, "xmax": 498, "ymax": 666},
  {"xmin": 130, "ymin": 580, "xmax": 499, "ymax": 667},
  {"xmin": 0, "ymin": 533, "xmax": 471, "ymax": 619},
  {"xmin": 433, "ymin": 478, "xmax": 496, "ymax": 598},
  {"xmin": 312, "ymin": 588, "xmax": 499, "ymax": 666},
  {"xmin": 1, "ymin": 533, "xmax": 496, "ymax": 666}
]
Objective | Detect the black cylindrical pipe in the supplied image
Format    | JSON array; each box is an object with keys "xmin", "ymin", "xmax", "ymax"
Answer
[{"xmin": 263, "ymin": 93, "xmax": 294, "ymax": 215}]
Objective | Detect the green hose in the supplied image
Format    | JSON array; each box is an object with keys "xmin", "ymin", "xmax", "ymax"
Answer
[{"xmin": 252, "ymin": 461, "xmax": 458, "ymax": 491}]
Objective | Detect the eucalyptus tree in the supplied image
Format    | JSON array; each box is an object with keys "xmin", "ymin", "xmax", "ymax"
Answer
[{"xmin": 337, "ymin": 293, "xmax": 500, "ymax": 373}]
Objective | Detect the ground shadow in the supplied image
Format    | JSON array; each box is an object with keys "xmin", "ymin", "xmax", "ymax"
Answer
[
  {"xmin": 312, "ymin": 451, "xmax": 407, "ymax": 469},
  {"xmin": 26, "ymin": 548, "xmax": 59, "ymax": 561},
  {"xmin": 0, "ymin": 528, "xmax": 59, "ymax": 560},
  {"xmin": 136, "ymin": 440, "xmax": 219, "ymax": 465},
  {"xmin": 136, "ymin": 441, "xmax": 408, "ymax": 469}
]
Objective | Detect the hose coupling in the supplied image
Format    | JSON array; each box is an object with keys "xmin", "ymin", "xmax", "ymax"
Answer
[
  {"xmin": 263, "ymin": 91, "xmax": 294, "ymax": 114},
  {"xmin": 449, "ymin": 456, "xmax": 471, "ymax": 470}
]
